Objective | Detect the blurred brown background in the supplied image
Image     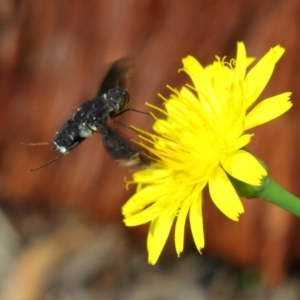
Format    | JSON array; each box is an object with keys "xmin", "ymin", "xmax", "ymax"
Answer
[{"xmin": 1, "ymin": 0, "xmax": 300, "ymax": 298}]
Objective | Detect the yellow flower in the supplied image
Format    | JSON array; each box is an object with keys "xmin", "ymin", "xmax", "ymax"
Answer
[{"xmin": 122, "ymin": 42, "xmax": 292, "ymax": 265}]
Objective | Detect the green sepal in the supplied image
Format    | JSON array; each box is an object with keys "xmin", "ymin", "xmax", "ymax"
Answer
[
  {"xmin": 228, "ymin": 172, "xmax": 300, "ymax": 218},
  {"xmin": 227, "ymin": 173, "xmax": 268, "ymax": 198}
]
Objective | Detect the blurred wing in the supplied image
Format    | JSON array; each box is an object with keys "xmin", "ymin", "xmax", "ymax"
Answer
[
  {"xmin": 96, "ymin": 57, "xmax": 135, "ymax": 96},
  {"xmin": 97, "ymin": 122, "xmax": 150, "ymax": 169}
]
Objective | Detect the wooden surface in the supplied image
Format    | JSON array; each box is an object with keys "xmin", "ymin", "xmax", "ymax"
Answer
[{"xmin": 1, "ymin": 0, "xmax": 300, "ymax": 287}]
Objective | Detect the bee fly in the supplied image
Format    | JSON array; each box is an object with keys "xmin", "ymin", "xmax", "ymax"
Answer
[{"xmin": 23, "ymin": 57, "xmax": 150, "ymax": 171}]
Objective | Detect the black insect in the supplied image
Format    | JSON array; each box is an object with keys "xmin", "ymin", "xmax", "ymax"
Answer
[{"xmin": 24, "ymin": 58, "xmax": 150, "ymax": 171}]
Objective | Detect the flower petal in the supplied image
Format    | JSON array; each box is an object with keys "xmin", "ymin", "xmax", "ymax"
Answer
[
  {"xmin": 226, "ymin": 134, "xmax": 253, "ymax": 152},
  {"xmin": 235, "ymin": 42, "xmax": 255, "ymax": 78},
  {"xmin": 122, "ymin": 184, "xmax": 166, "ymax": 217},
  {"xmin": 245, "ymin": 45, "xmax": 285, "ymax": 107},
  {"xmin": 147, "ymin": 212, "xmax": 175, "ymax": 265},
  {"xmin": 189, "ymin": 194, "xmax": 204, "ymax": 251},
  {"xmin": 235, "ymin": 42, "xmax": 248, "ymax": 78},
  {"xmin": 245, "ymin": 92, "xmax": 292, "ymax": 130},
  {"xmin": 132, "ymin": 168, "xmax": 171, "ymax": 184},
  {"xmin": 222, "ymin": 150, "xmax": 267, "ymax": 186},
  {"xmin": 208, "ymin": 167, "xmax": 244, "ymax": 220},
  {"xmin": 174, "ymin": 198, "xmax": 190, "ymax": 256},
  {"xmin": 182, "ymin": 55, "xmax": 212, "ymax": 99}
]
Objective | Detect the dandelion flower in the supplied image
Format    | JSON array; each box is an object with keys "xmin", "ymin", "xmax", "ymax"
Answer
[{"xmin": 122, "ymin": 42, "xmax": 292, "ymax": 265}]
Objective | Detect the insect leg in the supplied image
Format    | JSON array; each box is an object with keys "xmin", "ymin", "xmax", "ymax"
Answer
[
  {"xmin": 113, "ymin": 108, "xmax": 149, "ymax": 118},
  {"xmin": 111, "ymin": 120, "xmax": 130, "ymax": 129},
  {"xmin": 111, "ymin": 108, "xmax": 150, "ymax": 128}
]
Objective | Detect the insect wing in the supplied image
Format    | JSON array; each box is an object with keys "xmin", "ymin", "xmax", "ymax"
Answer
[
  {"xmin": 96, "ymin": 57, "xmax": 135, "ymax": 96},
  {"xmin": 97, "ymin": 122, "xmax": 150, "ymax": 168}
]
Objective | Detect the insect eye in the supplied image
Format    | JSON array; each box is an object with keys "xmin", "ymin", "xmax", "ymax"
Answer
[{"xmin": 107, "ymin": 88, "xmax": 130, "ymax": 111}]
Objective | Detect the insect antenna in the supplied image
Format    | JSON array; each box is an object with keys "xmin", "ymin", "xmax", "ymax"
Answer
[
  {"xmin": 28, "ymin": 153, "xmax": 65, "ymax": 172},
  {"xmin": 23, "ymin": 141, "xmax": 80, "ymax": 172},
  {"xmin": 21, "ymin": 142, "xmax": 50, "ymax": 146}
]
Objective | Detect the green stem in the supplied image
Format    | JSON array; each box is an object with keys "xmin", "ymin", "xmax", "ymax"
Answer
[{"xmin": 255, "ymin": 177, "xmax": 300, "ymax": 217}]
